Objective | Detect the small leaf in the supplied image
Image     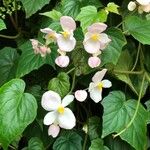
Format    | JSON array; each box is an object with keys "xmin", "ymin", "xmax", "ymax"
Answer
[
  {"xmin": 101, "ymin": 28, "xmax": 127, "ymax": 66},
  {"xmin": 88, "ymin": 116, "xmax": 101, "ymax": 140},
  {"xmin": 105, "ymin": 2, "xmax": 119, "ymax": 14},
  {"xmin": 40, "ymin": 10, "xmax": 62, "ymax": 21},
  {"xmin": 76, "ymin": 6, "xmax": 107, "ymax": 32},
  {"xmin": 16, "ymin": 41, "xmax": 56, "ymax": 78},
  {"xmin": 125, "ymin": 16, "xmax": 150, "ymax": 45},
  {"xmin": 0, "ymin": 47, "xmax": 19, "ymax": 86},
  {"xmin": 0, "ymin": 19, "xmax": 6, "ymax": 30},
  {"xmin": 89, "ymin": 138, "xmax": 109, "ymax": 150},
  {"xmin": 28, "ymin": 137, "xmax": 44, "ymax": 150},
  {"xmin": 48, "ymin": 72, "xmax": 70, "ymax": 98},
  {"xmin": 53, "ymin": 131, "xmax": 82, "ymax": 150},
  {"xmin": 102, "ymin": 91, "xmax": 148, "ymax": 150},
  {"xmin": 21, "ymin": 0, "xmax": 51, "ymax": 18},
  {"xmin": 0, "ymin": 79, "xmax": 37, "ymax": 149}
]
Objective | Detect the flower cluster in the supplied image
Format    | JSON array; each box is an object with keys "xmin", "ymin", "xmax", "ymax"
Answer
[
  {"xmin": 128, "ymin": 0, "xmax": 150, "ymax": 13},
  {"xmin": 31, "ymin": 16, "xmax": 111, "ymax": 68}
]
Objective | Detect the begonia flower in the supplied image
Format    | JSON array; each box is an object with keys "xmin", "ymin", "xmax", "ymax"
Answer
[
  {"xmin": 57, "ymin": 16, "xmax": 76, "ymax": 52},
  {"xmin": 88, "ymin": 69, "xmax": 112, "ymax": 103},
  {"xmin": 41, "ymin": 91, "xmax": 76, "ymax": 133},
  {"xmin": 55, "ymin": 55, "xmax": 70, "ymax": 68},
  {"xmin": 75, "ymin": 90, "xmax": 88, "ymax": 102},
  {"xmin": 136, "ymin": 0, "xmax": 150, "ymax": 6},
  {"xmin": 88, "ymin": 56, "xmax": 101, "ymax": 68},
  {"xmin": 128, "ymin": 1, "xmax": 137, "ymax": 11},
  {"xmin": 83, "ymin": 23, "xmax": 111, "ymax": 54}
]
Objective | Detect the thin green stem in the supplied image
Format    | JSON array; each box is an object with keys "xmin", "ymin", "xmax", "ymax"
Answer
[
  {"xmin": 0, "ymin": 32, "xmax": 21, "ymax": 39},
  {"xmin": 113, "ymin": 73, "xmax": 146, "ymax": 138},
  {"xmin": 66, "ymin": 67, "xmax": 75, "ymax": 75},
  {"xmin": 82, "ymin": 132, "xmax": 88, "ymax": 150},
  {"xmin": 69, "ymin": 71, "xmax": 76, "ymax": 94},
  {"xmin": 114, "ymin": 70, "xmax": 143, "ymax": 75},
  {"xmin": 131, "ymin": 43, "xmax": 141, "ymax": 71}
]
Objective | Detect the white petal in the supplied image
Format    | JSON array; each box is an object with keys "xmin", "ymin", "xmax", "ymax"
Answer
[
  {"xmin": 41, "ymin": 91, "xmax": 61, "ymax": 111},
  {"xmin": 88, "ymin": 56, "xmax": 101, "ymax": 68},
  {"xmin": 58, "ymin": 108, "xmax": 76, "ymax": 129},
  {"xmin": 48, "ymin": 124, "xmax": 60, "ymax": 138},
  {"xmin": 75, "ymin": 90, "xmax": 87, "ymax": 102},
  {"xmin": 88, "ymin": 82, "xmax": 97, "ymax": 92},
  {"xmin": 60, "ymin": 16, "xmax": 76, "ymax": 31},
  {"xmin": 141, "ymin": 4, "xmax": 150, "ymax": 12},
  {"xmin": 92, "ymin": 69, "xmax": 107, "ymax": 83},
  {"xmin": 40, "ymin": 28, "xmax": 53, "ymax": 33},
  {"xmin": 44, "ymin": 111, "xmax": 57, "ymax": 125},
  {"xmin": 90, "ymin": 88, "xmax": 102, "ymax": 103},
  {"xmin": 128, "ymin": 1, "xmax": 137, "ymax": 11},
  {"xmin": 99, "ymin": 33, "xmax": 111, "ymax": 44},
  {"xmin": 83, "ymin": 39, "xmax": 100, "ymax": 54},
  {"xmin": 136, "ymin": 0, "xmax": 150, "ymax": 5},
  {"xmin": 55, "ymin": 55, "xmax": 70, "ymax": 68},
  {"xmin": 102, "ymin": 80, "xmax": 112, "ymax": 88},
  {"xmin": 88, "ymin": 23, "xmax": 107, "ymax": 33},
  {"xmin": 57, "ymin": 34, "xmax": 76, "ymax": 52},
  {"xmin": 62, "ymin": 95, "xmax": 74, "ymax": 107}
]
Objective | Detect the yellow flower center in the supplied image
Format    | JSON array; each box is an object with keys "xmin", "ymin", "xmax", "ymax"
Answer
[
  {"xmin": 48, "ymin": 33, "xmax": 56, "ymax": 39},
  {"xmin": 91, "ymin": 34, "xmax": 100, "ymax": 41},
  {"xmin": 97, "ymin": 82, "xmax": 103, "ymax": 90},
  {"xmin": 61, "ymin": 31, "xmax": 70, "ymax": 38},
  {"xmin": 57, "ymin": 105, "xmax": 65, "ymax": 114}
]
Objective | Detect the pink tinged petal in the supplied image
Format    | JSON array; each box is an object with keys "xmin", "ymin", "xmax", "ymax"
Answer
[
  {"xmin": 39, "ymin": 46, "xmax": 51, "ymax": 57},
  {"xmin": 90, "ymin": 87, "xmax": 102, "ymax": 103},
  {"xmin": 92, "ymin": 69, "xmax": 107, "ymax": 83},
  {"xmin": 88, "ymin": 56, "xmax": 101, "ymax": 68},
  {"xmin": 100, "ymin": 43, "xmax": 107, "ymax": 50},
  {"xmin": 102, "ymin": 79, "xmax": 112, "ymax": 88},
  {"xmin": 57, "ymin": 34, "xmax": 76, "ymax": 52},
  {"xmin": 88, "ymin": 23, "xmax": 107, "ymax": 33},
  {"xmin": 75, "ymin": 90, "xmax": 87, "ymax": 102},
  {"xmin": 55, "ymin": 55, "xmax": 70, "ymax": 68},
  {"xmin": 44, "ymin": 111, "xmax": 57, "ymax": 125},
  {"xmin": 99, "ymin": 33, "xmax": 111, "ymax": 44},
  {"xmin": 142, "ymin": 4, "xmax": 150, "ymax": 12},
  {"xmin": 84, "ymin": 32, "xmax": 93, "ymax": 42},
  {"xmin": 48, "ymin": 124, "xmax": 60, "ymax": 138},
  {"xmin": 58, "ymin": 108, "xmax": 76, "ymax": 129},
  {"xmin": 41, "ymin": 91, "xmax": 61, "ymax": 111},
  {"xmin": 62, "ymin": 95, "xmax": 74, "ymax": 107},
  {"xmin": 60, "ymin": 16, "xmax": 76, "ymax": 31},
  {"xmin": 40, "ymin": 28, "xmax": 53, "ymax": 33},
  {"xmin": 136, "ymin": 0, "xmax": 150, "ymax": 5},
  {"xmin": 83, "ymin": 39, "xmax": 100, "ymax": 54}
]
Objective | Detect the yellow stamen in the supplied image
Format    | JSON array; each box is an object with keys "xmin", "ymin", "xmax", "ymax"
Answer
[
  {"xmin": 48, "ymin": 33, "xmax": 56, "ymax": 39},
  {"xmin": 97, "ymin": 82, "xmax": 103, "ymax": 90},
  {"xmin": 57, "ymin": 105, "xmax": 65, "ymax": 114},
  {"xmin": 91, "ymin": 34, "xmax": 99, "ymax": 41},
  {"xmin": 61, "ymin": 31, "xmax": 69, "ymax": 38}
]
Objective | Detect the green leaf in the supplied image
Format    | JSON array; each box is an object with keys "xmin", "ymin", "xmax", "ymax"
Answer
[
  {"xmin": 0, "ymin": 47, "xmax": 19, "ymax": 86},
  {"xmin": 61, "ymin": 0, "xmax": 102, "ymax": 18},
  {"xmin": 53, "ymin": 131, "xmax": 82, "ymax": 150},
  {"xmin": 0, "ymin": 79, "xmax": 37, "ymax": 149},
  {"xmin": 89, "ymin": 138, "xmax": 109, "ymax": 150},
  {"xmin": 27, "ymin": 137, "xmax": 44, "ymax": 150},
  {"xmin": 101, "ymin": 28, "xmax": 127, "ymax": 66},
  {"xmin": 102, "ymin": 91, "xmax": 148, "ymax": 150},
  {"xmin": 48, "ymin": 72, "xmax": 70, "ymax": 98},
  {"xmin": 88, "ymin": 116, "xmax": 101, "ymax": 140},
  {"xmin": 125, "ymin": 16, "xmax": 150, "ymax": 45},
  {"xmin": 145, "ymin": 100, "xmax": 150, "ymax": 124},
  {"xmin": 0, "ymin": 19, "xmax": 6, "ymax": 30},
  {"xmin": 16, "ymin": 41, "xmax": 56, "ymax": 78},
  {"xmin": 21, "ymin": 0, "xmax": 51, "ymax": 18},
  {"xmin": 76, "ymin": 6, "xmax": 107, "ymax": 32},
  {"xmin": 40, "ymin": 10, "xmax": 62, "ymax": 21},
  {"xmin": 105, "ymin": 2, "xmax": 119, "ymax": 14}
]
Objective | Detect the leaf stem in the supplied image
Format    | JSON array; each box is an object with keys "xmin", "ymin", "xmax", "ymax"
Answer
[
  {"xmin": 114, "ymin": 70, "xmax": 143, "ymax": 75},
  {"xmin": 66, "ymin": 67, "xmax": 75, "ymax": 75},
  {"xmin": 69, "ymin": 71, "xmax": 76, "ymax": 94},
  {"xmin": 82, "ymin": 132, "xmax": 88, "ymax": 150},
  {"xmin": 0, "ymin": 31, "xmax": 21, "ymax": 39},
  {"xmin": 113, "ymin": 73, "xmax": 146, "ymax": 138}
]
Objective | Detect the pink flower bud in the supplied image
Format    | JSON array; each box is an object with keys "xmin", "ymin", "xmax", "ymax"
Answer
[
  {"xmin": 48, "ymin": 124, "xmax": 60, "ymax": 138},
  {"xmin": 39, "ymin": 46, "xmax": 51, "ymax": 57},
  {"xmin": 75, "ymin": 90, "xmax": 87, "ymax": 102},
  {"xmin": 55, "ymin": 55, "xmax": 70, "ymax": 67},
  {"xmin": 88, "ymin": 56, "xmax": 101, "ymax": 68}
]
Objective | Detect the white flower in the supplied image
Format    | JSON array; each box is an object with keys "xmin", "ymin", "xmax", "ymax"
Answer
[
  {"xmin": 83, "ymin": 23, "xmax": 111, "ymax": 54},
  {"xmin": 88, "ymin": 69, "xmax": 112, "ymax": 103},
  {"xmin": 136, "ymin": 0, "xmax": 150, "ymax": 5},
  {"xmin": 48, "ymin": 124, "xmax": 60, "ymax": 138},
  {"xmin": 128, "ymin": 1, "xmax": 137, "ymax": 11},
  {"xmin": 88, "ymin": 56, "xmax": 101, "ymax": 68},
  {"xmin": 41, "ymin": 91, "xmax": 76, "ymax": 130},
  {"xmin": 55, "ymin": 55, "xmax": 70, "ymax": 68},
  {"xmin": 57, "ymin": 16, "xmax": 76, "ymax": 52},
  {"xmin": 75, "ymin": 90, "xmax": 88, "ymax": 102}
]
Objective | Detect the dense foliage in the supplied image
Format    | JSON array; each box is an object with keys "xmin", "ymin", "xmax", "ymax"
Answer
[{"xmin": 0, "ymin": 0, "xmax": 150, "ymax": 149}]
